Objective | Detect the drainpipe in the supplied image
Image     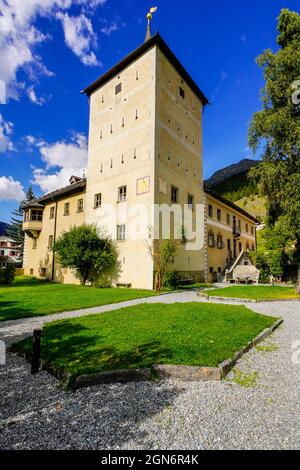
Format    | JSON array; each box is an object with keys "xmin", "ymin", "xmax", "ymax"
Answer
[{"xmin": 51, "ymin": 200, "xmax": 58, "ymax": 281}]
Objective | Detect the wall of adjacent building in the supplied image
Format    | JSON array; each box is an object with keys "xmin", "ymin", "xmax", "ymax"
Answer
[
  {"xmin": 23, "ymin": 191, "xmax": 85, "ymax": 283},
  {"xmin": 205, "ymin": 193, "xmax": 256, "ymax": 282}
]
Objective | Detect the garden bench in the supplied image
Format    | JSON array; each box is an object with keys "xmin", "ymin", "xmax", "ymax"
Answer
[{"xmin": 116, "ymin": 283, "xmax": 132, "ymax": 288}]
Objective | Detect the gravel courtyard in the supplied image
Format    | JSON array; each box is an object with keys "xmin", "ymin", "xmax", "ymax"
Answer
[{"xmin": 0, "ymin": 294, "xmax": 299, "ymax": 450}]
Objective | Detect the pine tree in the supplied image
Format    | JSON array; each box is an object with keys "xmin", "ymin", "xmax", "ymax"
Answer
[{"xmin": 6, "ymin": 186, "xmax": 35, "ymax": 264}]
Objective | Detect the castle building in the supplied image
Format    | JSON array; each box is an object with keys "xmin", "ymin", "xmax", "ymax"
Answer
[{"xmin": 22, "ymin": 31, "xmax": 258, "ymax": 289}]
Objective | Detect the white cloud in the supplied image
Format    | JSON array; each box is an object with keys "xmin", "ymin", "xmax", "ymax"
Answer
[
  {"xmin": 0, "ymin": 114, "xmax": 14, "ymax": 153},
  {"xmin": 27, "ymin": 86, "xmax": 46, "ymax": 105},
  {"xmin": 0, "ymin": 0, "xmax": 107, "ymax": 100},
  {"xmin": 0, "ymin": 176, "xmax": 25, "ymax": 201},
  {"xmin": 32, "ymin": 132, "xmax": 88, "ymax": 192},
  {"xmin": 240, "ymin": 34, "xmax": 247, "ymax": 43},
  {"xmin": 57, "ymin": 12, "xmax": 100, "ymax": 66},
  {"xmin": 101, "ymin": 21, "xmax": 118, "ymax": 37}
]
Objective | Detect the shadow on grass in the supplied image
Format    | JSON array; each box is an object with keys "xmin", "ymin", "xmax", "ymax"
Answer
[
  {"xmin": 0, "ymin": 300, "xmax": 38, "ymax": 323},
  {"xmin": 13, "ymin": 320, "xmax": 173, "ymax": 378}
]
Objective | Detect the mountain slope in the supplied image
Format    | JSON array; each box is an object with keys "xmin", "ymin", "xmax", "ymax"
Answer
[{"xmin": 205, "ymin": 159, "xmax": 266, "ymax": 221}]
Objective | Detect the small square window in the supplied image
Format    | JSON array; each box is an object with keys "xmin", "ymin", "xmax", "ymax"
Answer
[
  {"xmin": 117, "ymin": 224, "xmax": 126, "ymax": 241},
  {"xmin": 64, "ymin": 203, "xmax": 70, "ymax": 216},
  {"xmin": 94, "ymin": 193, "xmax": 102, "ymax": 208},
  {"xmin": 217, "ymin": 209, "xmax": 221, "ymax": 221},
  {"xmin": 226, "ymin": 213, "xmax": 230, "ymax": 225},
  {"xmin": 118, "ymin": 186, "xmax": 127, "ymax": 202},
  {"xmin": 208, "ymin": 204, "xmax": 213, "ymax": 218},
  {"xmin": 171, "ymin": 186, "xmax": 178, "ymax": 203},
  {"xmin": 246, "ymin": 223, "xmax": 249, "ymax": 233},
  {"xmin": 179, "ymin": 86, "xmax": 185, "ymax": 99},
  {"xmin": 251, "ymin": 226, "xmax": 254, "ymax": 235},
  {"xmin": 115, "ymin": 83, "xmax": 122, "ymax": 95},
  {"xmin": 50, "ymin": 207, "xmax": 55, "ymax": 219}
]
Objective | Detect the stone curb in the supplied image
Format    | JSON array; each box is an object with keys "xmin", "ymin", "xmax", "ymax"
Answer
[
  {"xmin": 73, "ymin": 368, "xmax": 152, "ymax": 390},
  {"xmin": 218, "ymin": 318, "xmax": 283, "ymax": 378},
  {"xmin": 152, "ymin": 364, "xmax": 221, "ymax": 381},
  {"xmin": 198, "ymin": 293, "xmax": 300, "ymax": 303}
]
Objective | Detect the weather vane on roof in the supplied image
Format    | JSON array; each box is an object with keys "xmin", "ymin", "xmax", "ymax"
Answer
[{"xmin": 145, "ymin": 6, "xmax": 158, "ymax": 42}]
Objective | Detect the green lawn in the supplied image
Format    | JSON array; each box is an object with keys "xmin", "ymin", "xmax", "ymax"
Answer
[
  {"xmin": 13, "ymin": 303, "xmax": 276, "ymax": 379},
  {"xmin": 206, "ymin": 285, "xmax": 300, "ymax": 301},
  {"xmin": 0, "ymin": 277, "xmax": 159, "ymax": 322}
]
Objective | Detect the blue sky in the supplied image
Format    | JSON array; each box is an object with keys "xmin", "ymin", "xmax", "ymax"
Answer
[{"xmin": 0, "ymin": 0, "xmax": 299, "ymax": 223}]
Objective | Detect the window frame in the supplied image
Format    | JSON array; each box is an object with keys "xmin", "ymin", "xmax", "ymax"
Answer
[
  {"xmin": 77, "ymin": 199, "xmax": 84, "ymax": 213},
  {"xmin": 49, "ymin": 207, "xmax": 55, "ymax": 219},
  {"xmin": 118, "ymin": 185, "xmax": 127, "ymax": 202},
  {"xmin": 117, "ymin": 224, "xmax": 126, "ymax": 241},
  {"xmin": 48, "ymin": 235, "xmax": 54, "ymax": 249},
  {"xmin": 171, "ymin": 185, "xmax": 179, "ymax": 204},
  {"xmin": 94, "ymin": 193, "xmax": 102, "ymax": 209},
  {"xmin": 63, "ymin": 203, "xmax": 70, "ymax": 216}
]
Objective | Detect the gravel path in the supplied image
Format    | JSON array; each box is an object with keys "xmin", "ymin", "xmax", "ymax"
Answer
[{"xmin": 0, "ymin": 295, "xmax": 300, "ymax": 450}]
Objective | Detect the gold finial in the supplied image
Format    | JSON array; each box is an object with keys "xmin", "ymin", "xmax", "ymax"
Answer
[{"xmin": 145, "ymin": 6, "xmax": 157, "ymax": 42}]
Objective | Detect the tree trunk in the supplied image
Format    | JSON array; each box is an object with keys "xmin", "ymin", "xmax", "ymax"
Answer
[{"xmin": 296, "ymin": 265, "xmax": 300, "ymax": 294}]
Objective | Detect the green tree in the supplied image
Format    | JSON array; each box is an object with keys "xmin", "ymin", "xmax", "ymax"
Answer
[
  {"xmin": 6, "ymin": 186, "xmax": 35, "ymax": 264},
  {"xmin": 248, "ymin": 8, "xmax": 300, "ymax": 292},
  {"xmin": 52, "ymin": 225, "xmax": 119, "ymax": 286},
  {"xmin": 147, "ymin": 238, "xmax": 178, "ymax": 291}
]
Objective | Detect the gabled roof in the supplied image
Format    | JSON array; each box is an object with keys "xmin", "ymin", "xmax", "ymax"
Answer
[
  {"xmin": 204, "ymin": 185, "xmax": 260, "ymax": 224},
  {"xmin": 22, "ymin": 178, "xmax": 87, "ymax": 209},
  {"xmin": 82, "ymin": 33, "xmax": 209, "ymax": 106}
]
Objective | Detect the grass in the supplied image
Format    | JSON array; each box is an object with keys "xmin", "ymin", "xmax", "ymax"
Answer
[
  {"xmin": 206, "ymin": 285, "xmax": 300, "ymax": 301},
  {"xmin": 232, "ymin": 369, "xmax": 260, "ymax": 388},
  {"xmin": 0, "ymin": 276, "xmax": 160, "ymax": 322},
  {"xmin": 13, "ymin": 302, "xmax": 277, "ymax": 380},
  {"xmin": 256, "ymin": 343, "xmax": 279, "ymax": 353}
]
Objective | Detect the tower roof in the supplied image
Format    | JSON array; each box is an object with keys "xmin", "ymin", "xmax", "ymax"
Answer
[{"xmin": 82, "ymin": 33, "xmax": 209, "ymax": 106}]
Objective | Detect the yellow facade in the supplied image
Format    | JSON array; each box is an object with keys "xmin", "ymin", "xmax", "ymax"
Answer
[
  {"xmin": 205, "ymin": 191, "xmax": 257, "ymax": 283},
  {"xmin": 22, "ymin": 34, "xmax": 257, "ymax": 288},
  {"xmin": 23, "ymin": 188, "xmax": 85, "ymax": 284}
]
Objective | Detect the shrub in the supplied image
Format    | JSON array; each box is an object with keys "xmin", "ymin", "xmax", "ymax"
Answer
[
  {"xmin": 53, "ymin": 225, "xmax": 120, "ymax": 286},
  {"xmin": 249, "ymin": 252, "xmax": 270, "ymax": 283},
  {"xmin": 0, "ymin": 264, "xmax": 16, "ymax": 285},
  {"xmin": 268, "ymin": 250, "xmax": 286, "ymax": 279},
  {"xmin": 163, "ymin": 270, "xmax": 181, "ymax": 290}
]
